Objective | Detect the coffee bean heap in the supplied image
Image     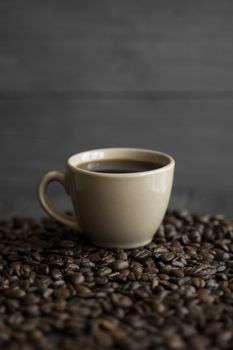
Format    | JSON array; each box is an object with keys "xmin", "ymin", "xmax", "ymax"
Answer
[{"xmin": 0, "ymin": 211, "xmax": 233, "ymax": 350}]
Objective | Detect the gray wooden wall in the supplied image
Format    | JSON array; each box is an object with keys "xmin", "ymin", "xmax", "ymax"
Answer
[{"xmin": 0, "ymin": 0, "xmax": 232, "ymax": 218}]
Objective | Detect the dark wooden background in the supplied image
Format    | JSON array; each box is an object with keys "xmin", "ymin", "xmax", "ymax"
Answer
[{"xmin": 0, "ymin": 0, "xmax": 232, "ymax": 218}]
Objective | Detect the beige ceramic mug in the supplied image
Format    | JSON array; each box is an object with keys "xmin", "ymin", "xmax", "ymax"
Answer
[{"xmin": 38, "ymin": 148, "xmax": 175, "ymax": 248}]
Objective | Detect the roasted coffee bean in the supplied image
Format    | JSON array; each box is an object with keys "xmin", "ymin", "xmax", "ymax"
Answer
[
  {"xmin": 51, "ymin": 268, "xmax": 62, "ymax": 280},
  {"xmin": 71, "ymin": 272, "xmax": 85, "ymax": 285},
  {"xmin": 98, "ymin": 267, "xmax": 112, "ymax": 276},
  {"xmin": 21, "ymin": 264, "xmax": 31, "ymax": 278},
  {"xmin": 192, "ymin": 277, "xmax": 206, "ymax": 288},
  {"xmin": 79, "ymin": 258, "xmax": 95, "ymax": 268},
  {"xmin": 190, "ymin": 230, "xmax": 202, "ymax": 243},
  {"xmin": 31, "ymin": 251, "xmax": 42, "ymax": 262},
  {"xmin": 197, "ymin": 288, "xmax": 215, "ymax": 303},
  {"xmin": 0, "ymin": 325, "xmax": 11, "ymax": 341},
  {"xmin": 49, "ymin": 255, "xmax": 65, "ymax": 267},
  {"xmin": 54, "ymin": 286, "xmax": 70, "ymax": 299},
  {"xmin": 98, "ymin": 317, "xmax": 118, "ymax": 330},
  {"xmin": 95, "ymin": 276, "xmax": 109, "ymax": 285},
  {"xmin": 42, "ymin": 288, "xmax": 53, "ymax": 298},
  {"xmin": 64, "ymin": 263, "xmax": 80, "ymax": 274},
  {"xmin": 11, "ymin": 330, "xmax": 27, "ymax": 341},
  {"xmin": 118, "ymin": 269, "xmax": 130, "ymax": 282},
  {"xmin": 131, "ymin": 249, "xmax": 152, "ymax": 261},
  {"xmin": 5, "ymin": 287, "xmax": 26, "ymax": 299},
  {"xmin": 60, "ymin": 240, "xmax": 75, "ymax": 248},
  {"xmin": 36, "ymin": 277, "xmax": 52, "ymax": 291},
  {"xmin": 151, "ymin": 276, "xmax": 160, "ymax": 288},
  {"xmin": 111, "ymin": 293, "xmax": 133, "ymax": 307},
  {"xmin": 0, "ymin": 211, "xmax": 233, "ymax": 349},
  {"xmin": 7, "ymin": 313, "xmax": 24, "ymax": 327},
  {"xmin": 166, "ymin": 334, "xmax": 185, "ymax": 349},
  {"xmin": 93, "ymin": 329, "xmax": 114, "ymax": 347},
  {"xmin": 172, "ymin": 260, "xmax": 184, "ymax": 268},
  {"xmin": 162, "ymin": 252, "xmax": 175, "ymax": 262},
  {"xmin": 178, "ymin": 276, "xmax": 191, "ymax": 286},
  {"xmin": 9, "ymin": 261, "xmax": 21, "ymax": 276},
  {"xmin": 76, "ymin": 285, "xmax": 92, "ymax": 297},
  {"xmin": 111, "ymin": 260, "xmax": 129, "ymax": 271},
  {"xmin": 24, "ymin": 304, "xmax": 39, "ymax": 316},
  {"xmin": 30, "ymin": 329, "xmax": 43, "ymax": 341},
  {"xmin": 189, "ymin": 335, "xmax": 210, "ymax": 350},
  {"xmin": 39, "ymin": 263, "xmax": 50, "ymax": 275},
  {"xmin": 116, "ymin": 250, "xmax": 128, "ymax": 261},
  {"xmin": 20, "ymin": 319, "xmax": 38, "ymax": 332},
  {"xmin": 217, "ymin": 264, "xmax": 226, "ymax": 272},
  {"xmin": 171, "ymin": 268, "xmax": 185, "ymax": 278}
]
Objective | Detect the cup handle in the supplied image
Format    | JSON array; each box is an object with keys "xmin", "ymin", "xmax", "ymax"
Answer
[{"xmin": 38, "ymin": 170, "xmax": 81, "ymax": 231}]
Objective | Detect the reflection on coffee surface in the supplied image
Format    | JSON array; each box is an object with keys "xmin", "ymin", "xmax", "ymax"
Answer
[{"xmin": 78, "ymin": 159, "xmax": 162, "ymax": 174}]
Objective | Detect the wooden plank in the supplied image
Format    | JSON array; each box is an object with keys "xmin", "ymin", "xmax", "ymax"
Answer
[
  {"xmin": 1, "ymin": 0, "xmax": 233, "ymax": 92},
  {"xmin": 0, "ymin": 97, "xmax": 232, "ymax": 217}
]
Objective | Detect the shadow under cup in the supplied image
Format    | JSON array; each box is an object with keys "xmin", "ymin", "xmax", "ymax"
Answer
[{"xmin": 67, "ymin": 148, "xmax": 175, "ymax": 248}]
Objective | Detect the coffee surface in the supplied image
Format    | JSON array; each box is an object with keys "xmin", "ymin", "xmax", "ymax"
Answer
[{"xmin": 78, "ymin": 159, "xmax": 160, "ymax": 173}]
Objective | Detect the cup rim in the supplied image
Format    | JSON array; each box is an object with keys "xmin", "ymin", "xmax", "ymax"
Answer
[{"xmin": 67, "ymin": 147, "xmax": 175, "ymax": 177}]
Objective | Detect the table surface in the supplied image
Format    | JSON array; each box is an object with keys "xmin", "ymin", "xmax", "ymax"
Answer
[{"xmin": 0, "ymin": 0, "xmax": 232, "ymax": 218}]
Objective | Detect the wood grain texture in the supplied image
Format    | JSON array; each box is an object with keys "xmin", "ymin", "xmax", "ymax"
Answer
[
  {"xmin": 0, "ymin": 98, "xmax": 232, "ymax": 217},
  {"xmin": 0, "ymin": 0, "xmax": 232, "ymax": 218},
  {"xmin": 1, "ymin": 0, "xmax": 233, "ymax": 92}
]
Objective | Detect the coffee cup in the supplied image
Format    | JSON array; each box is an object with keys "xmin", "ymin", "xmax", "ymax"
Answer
[{"xmin": 38, "ymin": 148, "xmax": 175, "ymax": 248}]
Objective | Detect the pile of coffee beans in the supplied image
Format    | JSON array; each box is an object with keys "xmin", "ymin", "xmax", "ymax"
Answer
[{"xmin": 0, "ymin": 211, "xmax": 233, "ymax": 350}]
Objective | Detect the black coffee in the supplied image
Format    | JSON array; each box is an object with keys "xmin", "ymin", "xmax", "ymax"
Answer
[{"xmin": 78, "ymin": 159, "xmax": 161, "ymax": 174}]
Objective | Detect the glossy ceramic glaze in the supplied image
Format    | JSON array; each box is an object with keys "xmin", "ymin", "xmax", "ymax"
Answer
[{"xmin": 38, "ymin": 148, "xmax": 175, "ymax": 248}]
